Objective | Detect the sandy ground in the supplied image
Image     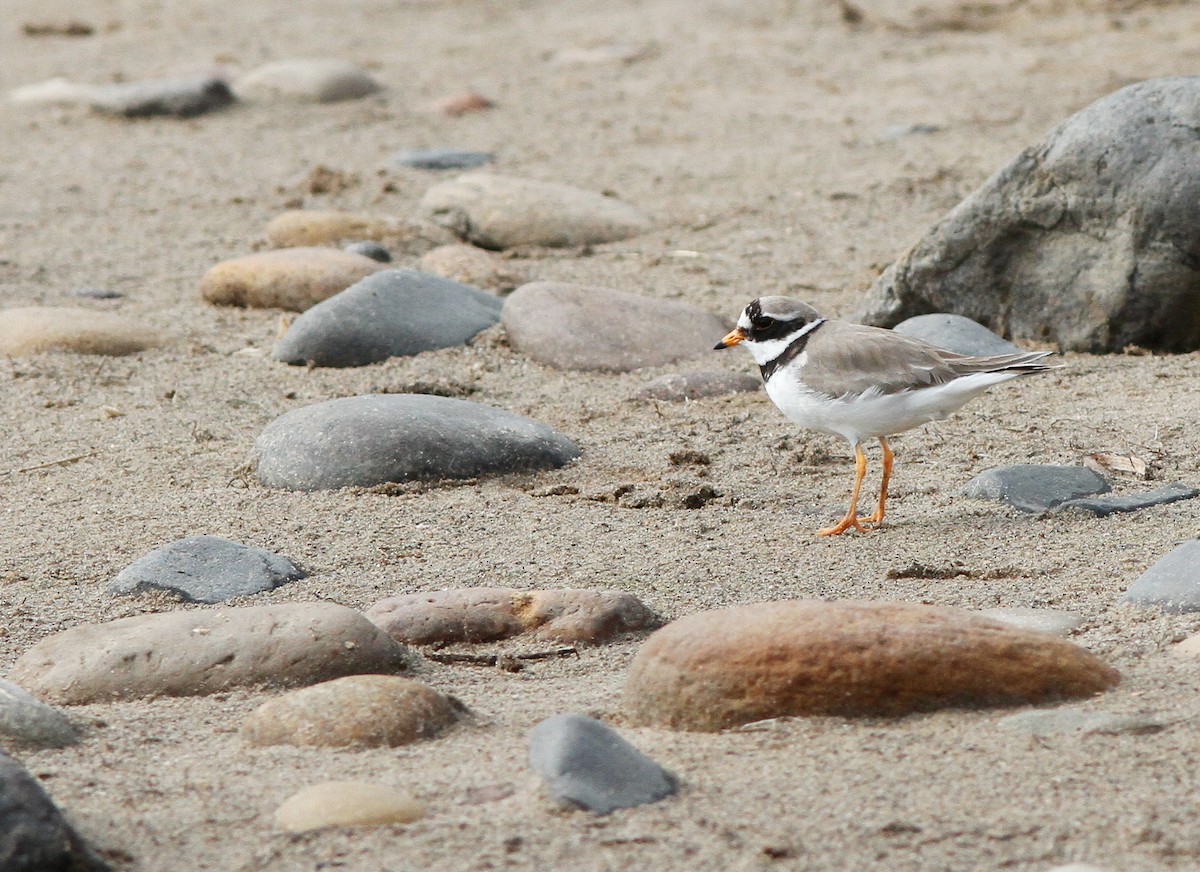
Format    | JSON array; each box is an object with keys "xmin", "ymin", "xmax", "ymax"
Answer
[{"xmin": 3, "ymin": 1, "xmax": 1200, "ymax": 869}]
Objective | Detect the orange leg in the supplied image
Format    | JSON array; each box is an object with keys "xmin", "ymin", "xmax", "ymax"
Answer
[
  {"xmin": 864, "ymin": 436, "xmax": 893, "ymax": 525},
  {"xmin": 818, "ymin": 442, "xmax": 869, "ymax": 536}
]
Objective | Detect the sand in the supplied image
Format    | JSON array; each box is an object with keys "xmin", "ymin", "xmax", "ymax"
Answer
[{"xmin": 2, "ymin": 1, "xmax": 1200, "ymax": 869}]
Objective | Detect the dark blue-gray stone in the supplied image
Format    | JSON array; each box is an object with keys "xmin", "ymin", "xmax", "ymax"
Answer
[
  {"xmin": 271, "ymin": 268, "xmax": 503, "ymax": 368},
  {"xmin": 527, "ymin": 714, "xmax": 677, "ymax": 815},
  {"xmin": 1121, "ymin": 539, "xmax": 1200, "ymax": 613},
  {"xmin": 343, "ymin": 241, "xmax": 391, "ymax": 262},
  {"xmin": 1051, "ymin": 482, "xmax": 1200, "ymax": 517},
  {"xmin": 393, "ymin": 149, "xmax": 494, "ymax": 170},
  {"xmin": 0, "ymin": 681, "xmax": 78, "ymax": 749},
  {"xmin": 958, "ymin": 465, "xmax": 1110, "ymax": 513},
  {"xmin": 0, "ymin": 751, "xmax": 109, "ymax": 871},
  {"xmin": 255, "ymin": 394, "xmax": 580, "ymax": 491},
  {"xmin": 892, "ymin": 313, "xmax": 1021, "ymax": 356},
  {"xmin": 89, "ymin": 76, "xmax": 233, "ymax": 118},
  {"xmin": 108, "ymin": 535, "xmax": 305, "ymax": 604}
]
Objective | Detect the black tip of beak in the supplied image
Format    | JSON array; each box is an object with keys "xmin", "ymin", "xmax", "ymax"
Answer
[{"xmin": 713, "ymin": 341, "xmax": 729, "ymax": 350}]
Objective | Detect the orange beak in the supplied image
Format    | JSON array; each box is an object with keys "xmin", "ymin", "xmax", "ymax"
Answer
[{"xmin": 714, "ymin": 327, "xmax": 745, "ymax": 350}]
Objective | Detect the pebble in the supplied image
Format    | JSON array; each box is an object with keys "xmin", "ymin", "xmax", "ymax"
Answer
[
  {"xmin": 420, "ymin": 172, "xmax": 651, "ymax": 249},
  {"xmin": 265, "ymin": 209, "xmax": 454, "ymax": 255},
  {"xmin": 199, "ymin": 247, "xmax": 386, "ymax": 311},
  {"xmin": 632, "ymin": 370, "xmax": 761, "ymax": 402},
  {"xmin": 0, "ymin": 680, "xmax": 78, "ymax": 749},
  {"xmin": 254, "ymin": 394, "xmax": 579, "ymax": 491},
  {"xmin": 274, "ymin": 781, "xmax": 424, "ymax": 832},
  {"xmin": 0, "ymin": 751, "xmax": 109, "ymax": 870},
  {"xmin": 419, "ymin": 244, "xmax": 526, "ymax": 294},
  {"xmin": 957, "ymin": 465, "xmax": 1111, "ymax": 514},
  {"xmin": 623, "ymin": 600, "xmax": 1119, "ymax": 730},
  {"xmin": 1050, "ymin": 482, "xmax": 1200, "ymax": 517},
  {"xmin": 977, "ymin": 607, "xmax": 1084, "ymax": 637},
  {"xmin": 108, "ymin": 535, "xmax": 305, "ymax": 604},
  {"xmin": 89, "ymin": 75, "xmax": 233, "ymax": 117},
  {"xmin": 69, "ymin": 286, "xmax": 122, "ymax": 300},
  {"xmin": 503, "ymin": 282, "xmax": 727, "ymax": 372},
  {"xmin": 393, "ymin": 149, "xmax": 495, "ymax": 170},
  {"xmin": 527, "ymin": 714, "xmax": 678, "ymax": 815},
  {"xmin": 9, "ymin": 602, "xmax": 411, "ymax": 704},
  {"xmin": 271, "ymin": 268, "xmax": 502, "ymax": 368},
  {"xmin": 1045, "ymin": 865, "xmax": 1108, "ymax": 872},
  {"xmin": 1120, "ymin": 539, "xmax": 1200, "ymax": 614},
  {"xmin": 426, "ymin": 90, "xmax": 494, "ymax": 116},
  {"xmin": 343, "ymin": 240, "xmax": 391, "ymax": 262},
  {"xmin": 241, "ymin": 675, "xmax": 463, "ymax": 748},
  {"xmin": 0, "ymin": 306, "xmax": 165, "ymax": 356},
  {"xmin": 365, "ymin": 588, "xmax": 662, "ymax": 646},
  {"xmin": 998, "ymin": 708, "xmax": 1164, "ymax": 737},
  {"xmin": 233, "ymin": 58, "xmax": 382, "ymax": 103},
  {"xmin": 892, "ymin": 313, "xmax": 1020, "ymax": 356}
]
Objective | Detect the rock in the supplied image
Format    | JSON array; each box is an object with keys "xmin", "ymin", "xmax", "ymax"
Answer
[
  {"xmin": 420, "ymin": 173, "xmax": 651, "ymax": 249},
  {"xmin": 393, "ymin": 149, "xmax": 494, "ymax": 170},
  {"xmin": 365, "ymin": 588, "xmax": 662, "ymax": 646},
  {"xmin": 108, "ymin": 535, "xmax": 305, "ymax": 604},
  {"xmin": 1121, "ymin": 539, "xmax": 1200, "ymax": 614},
  {"xmin": 255, "ymin": 394, "xmax": 579, "ymax": 491},
  {"xmin": 69, "ymin": 287, "xmax": 121, "ymax": 300},
  {"xmin": 977, "ymin": 607, "xmax": 1083, "ymax": 637},
  {"xmin": 271, "ymin": 269, "xmax": 502, "ymax": 368},
  {"xmin": 892, "ymin": 313, "xmax": 1021, "ymax": 356},
  {"xmin": 0, "ymin": 307, "xmax": 165, "ymax": 356},
  {"xmin": 9, "ymin": 602, "xmax": 411, "ymax": 704},
  {"xmin": 623, "ymin": 600, "xmax": 1119, "ymax": 731},
  {"xmin": 527, "ymin": 714, "xmax": 677, "ymax": 815},
  {"xmin": 0, "ymin": 751, "xmax": 109, "ymax": 871},
  {"xmin": 234, "ymin": 59, "xmax": 382, "ymax": 103},
  {"xmin": 503, "ymin": 282, "xmax": 727, "ymax": 372},
  {"xmin": 1045, "ymin": 865, "xmax": 1108, "ymax": 872},
  {"xmin": 426, "ymin": 91, "xmax": 494, "ymax": 116},
  {"xmin": 858, "ymin": 77, "xmax": 1200, "ymax": 353},
  {"xmin": 848, "ymin": 0, "xmax": 1015, "ymax": 32},
  {"xmin": 9, "ymin": 77, "xmax": 98, "ymax": 106},
  {"xmin": 419, "ymin": 244, "xmax": 526, "ymax": 294},
  {"xmin": 265, "ymin": 210, "xmax": 454, "ymax": 255},
  {"xmin": 241, "ymin": 675, "xmax": 462, "ymax": 748},
  {"xmin": 0, "ymin": 681, "xmax": 78, "ymax": 749},
  {"xmin": 957, "ymin": 465, "xmax": 1111, "ymax": 514},
  {"xmin": 998, "ymin": 708, "xmax": 1164, "ymax": 737},
  {"xmin": 632, "ymin": 370, "xmax": 761, "ymax": 402},
  {"xmin": 343, "ymin": 241, "xmax": 391, "ymax": 262},
  {"xmin": 199, "ymin": 247, "xmax": 386, "ymax": 311},
  {"xmin": 89, "ymin": 76, "xmax": 233, "ymax": 118},
  {"xmin": 1050, "ymin": 482, "xmax": 1200, "ymax": 518},
  {"xmin": 274, "ymin": 782, "xmax": 424, "ymax": 832}
]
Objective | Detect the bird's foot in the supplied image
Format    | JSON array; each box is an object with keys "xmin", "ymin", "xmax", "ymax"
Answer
[{"xmin": 817, "ymin": 515, "xmax": 870, "ymax": 537}]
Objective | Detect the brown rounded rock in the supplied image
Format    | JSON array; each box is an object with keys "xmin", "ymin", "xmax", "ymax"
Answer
[
  {"xmin": 623, "ymin": 600, "xmax": 1119, "ymax": 731},
  {"xmin": 0, "ymin": 307, "xmax": 166, "ymax": 356},
  {"xmin": 265, "ymin": 209, "xmax": 455, "ymax": 255},
  {"xmin": 199, "ymin": 247, "xmax": 386, "ymax": 311},
  {"xmin": 419, "ymin": 244, "xmax": 525, "ymax": 294},
  {"xmin": 241, "ymin": 674, "xmax": 462, "ymax": 748}
]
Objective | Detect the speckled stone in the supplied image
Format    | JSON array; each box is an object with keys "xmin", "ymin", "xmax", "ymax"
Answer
[
  {"xmin": 199, "ymin": 247, "xmax": 386, "ymax": 311},
  {"xmin": 274, "ymin": 782, "xmax": 424, "ymax": 832},
  {"xmin": 0, "ymin": 307, "xmax": 165, "ymax": 356}
]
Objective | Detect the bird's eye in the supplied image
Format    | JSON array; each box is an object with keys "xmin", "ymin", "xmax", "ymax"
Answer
[{"xmin": 750, "ymin": 314, "xmax": 773, "ymax": 330}]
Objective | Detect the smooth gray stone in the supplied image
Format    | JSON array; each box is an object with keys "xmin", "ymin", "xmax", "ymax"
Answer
[
  {"xmin": 0, "ymin": 751, "xmax": 109, "ymax": 871},
  {"xmin": 1052, "ymin": 482, "xmax": 1200, "ymax": 517},
  {"xmin": 68, "ymin": 287, "xmax": 121, "ymax": 300},
  {"xmin": 272, "ymin": 268, "xmax": 502, "ymax": 368},
  {"xmin": 978, "ymin": 608, "xmax": 1084, "ymax": 637},
  {"xmin": 89, "ymin": 76, "xmax": 233, "ymax": 118},
  {"xmin": 0, "ymin": 681, "xmax": 78, "ymax": 749},
  {"xmin": 1121, "ymin": 539, "xmax": 1200, "ymax": 613},
  {"xmin": 958, "ymin": 465, "xmax": 1110, "ymax": 513},
  {"xmin": 859, "ymin": 77, "xmax": 1200, "ymax": 352},
  {"xmin": 256, "ymin": 394, "xmax": 579, "ymax": 491},
  {"xmin": 393, "ymin": 149, "xmax": 494, "ymax": 170},
  {"xmin": 893, "ymin": 313, "xmax": 1021, "ymax": 356},
  {"xmin": 343, "ymin": 241, "xmax": 391, "ymax": 262},
  {"xmin": 998, "ymin": 708, "xmax": 1164, "ymax": 737},
  {"xmin": 108, "ymin": 535, "xmax": 305, "ymax": 604},
  {"xmin": 633, "ymin": 370, "xmax": 761, "ymax": 402},
  {"xmin": 527, "ymin": 714, "xmax": 677, "ymax": 815}
]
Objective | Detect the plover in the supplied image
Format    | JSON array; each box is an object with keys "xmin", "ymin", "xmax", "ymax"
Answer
[{"xmin": 715, "ymin": 296, "xmax": 1058, "ymax": 536}]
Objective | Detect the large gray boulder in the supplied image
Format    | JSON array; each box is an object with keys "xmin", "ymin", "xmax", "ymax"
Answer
[{"xmin": 858, "ymin": 77, "xmax": 1200, "ymax": 353}]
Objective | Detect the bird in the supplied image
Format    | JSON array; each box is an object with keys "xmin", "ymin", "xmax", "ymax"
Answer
[{"xmin": 714, "ymin": 296, "xmax": 1059, "ymax": 536}]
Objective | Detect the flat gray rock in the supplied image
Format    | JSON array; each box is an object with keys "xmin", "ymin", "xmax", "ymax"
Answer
[
  {"xmin": 0, "ymin": 751, "xmax": 109, "ymax": 871},
  {"xmin": 255, "ymin": 394, "xmax": 579, "ymax": 491},
  {"xmin": 90, "ymin": 76, "xmax": 233, "ymax": 118},
  {"xmin": 393, "ymin": 149, "xmax": 494, "ymax": 170},
  {"xmin": 892, "ymin": 313, "xmax": 1021, "ymax": 356},
  {"xmin": 958, "ymin": 465, "xmax": 1111, "ymax": 513},
  {"xmin": 1051, "ymin": 482, "xmax": 1200, "ymax": 517},
  {"xmin": 108, "ymin": 535, "xmax": 305, "ymax": 604},
  {"xmin": 632, "ymin": 370, "xmax": 761, "ymax": 402},
  {"xmin": 527, "ymin": 714, "xmax": 677, "ymax": 815},
  {"xmin": 1121, "ymin": 539, "xmax": 1200, "ymax": 614},
  {"xmin": 977, "ymin": 608, "xmax": 1084, "ymax": 637},
  {"xmin": 272, "ymin": 269, "xmax": 503, "ymax": 368},
  {"xmin": 0, "ymin": 681, "xmax": 78, "ymax": 749},
  {"xmin": 998, "ymin": 708, "xmax": 1164, "ymax": 737},
  {"xmin": 858, "ymin": 77, "xmax": 1200, "ymax": 352},
  {"xmin": 504, "ymin": 282, "xmax": 728, "ymax": 372}
]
